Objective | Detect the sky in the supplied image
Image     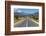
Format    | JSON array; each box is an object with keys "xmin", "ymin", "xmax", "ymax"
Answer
[{"xmin": 14, "ymin": 8, "xmax": 39, "ymax": 14}]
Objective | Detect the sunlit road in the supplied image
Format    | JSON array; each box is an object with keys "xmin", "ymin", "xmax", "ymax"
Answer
[{"xmin": 14, "ymin": 18, "xmax": 39, "ymax": 27}]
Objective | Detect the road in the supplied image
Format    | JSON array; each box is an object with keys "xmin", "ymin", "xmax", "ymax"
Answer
[{"xmin": 14, "ymin": 18, "xmax": 39, "ymax": 27}]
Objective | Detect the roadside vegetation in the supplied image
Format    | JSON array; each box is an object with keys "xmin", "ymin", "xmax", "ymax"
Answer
[
  {"xmin": 14, "ymin": 16, "xmax": 25, "ymax": 23},
  {"xmin": 29, "ymin": 15, "xmax": 39, "ymax": 22}
]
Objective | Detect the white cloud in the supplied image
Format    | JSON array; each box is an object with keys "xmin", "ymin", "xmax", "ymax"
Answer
[{"xmin": 17, "ymin": 10, "xmax": 22, "ymax": 13}]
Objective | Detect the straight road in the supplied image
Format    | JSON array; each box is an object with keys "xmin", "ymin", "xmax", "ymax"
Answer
[{"xmin": 14, "ymin": 18, "xmax": 39, "ymax": 27}]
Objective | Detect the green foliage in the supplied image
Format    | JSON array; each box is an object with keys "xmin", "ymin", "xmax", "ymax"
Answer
[{"xmin": 29, "ymin": 15, "xmax": 39, "ymax": 22}]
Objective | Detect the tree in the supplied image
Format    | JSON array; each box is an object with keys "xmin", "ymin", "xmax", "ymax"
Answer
[{"xmin": 15, "ymin": 15, "xmax": 19, "ymax": 19}]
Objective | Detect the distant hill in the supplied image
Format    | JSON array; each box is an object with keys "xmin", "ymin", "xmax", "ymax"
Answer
[
  {"xmin": 14, "ymin": 12, "xmax": 39, "ymax": 16},
  {"xmin": 14, "ymin": 12, "xmax": 32, "ymax": 16},
  {"xmin": 32, "ymin": 12, "xmax": 39, "ymax": 16}
]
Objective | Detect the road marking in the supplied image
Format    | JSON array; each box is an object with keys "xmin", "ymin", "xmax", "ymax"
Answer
[
  {"xmin": 26, "ymin": 19, "xmax": 28, "ymax": 27},
  {"xmin": 28, "ymin": 18, "xmax": 39, "ymax": 24},
  {"xmin": 30, "ymin": 18, "xmax": 39, "ymax": 24}
]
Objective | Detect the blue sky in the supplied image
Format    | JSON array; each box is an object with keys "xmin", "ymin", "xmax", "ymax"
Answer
[{"xmin": 14, "ymin": 8, "xmax": 39, "ymax": 14}]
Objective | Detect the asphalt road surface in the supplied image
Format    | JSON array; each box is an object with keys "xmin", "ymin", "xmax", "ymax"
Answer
[{"xmin": 14, "ymin": 18, "xmax": 39, "ymax": 27}]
